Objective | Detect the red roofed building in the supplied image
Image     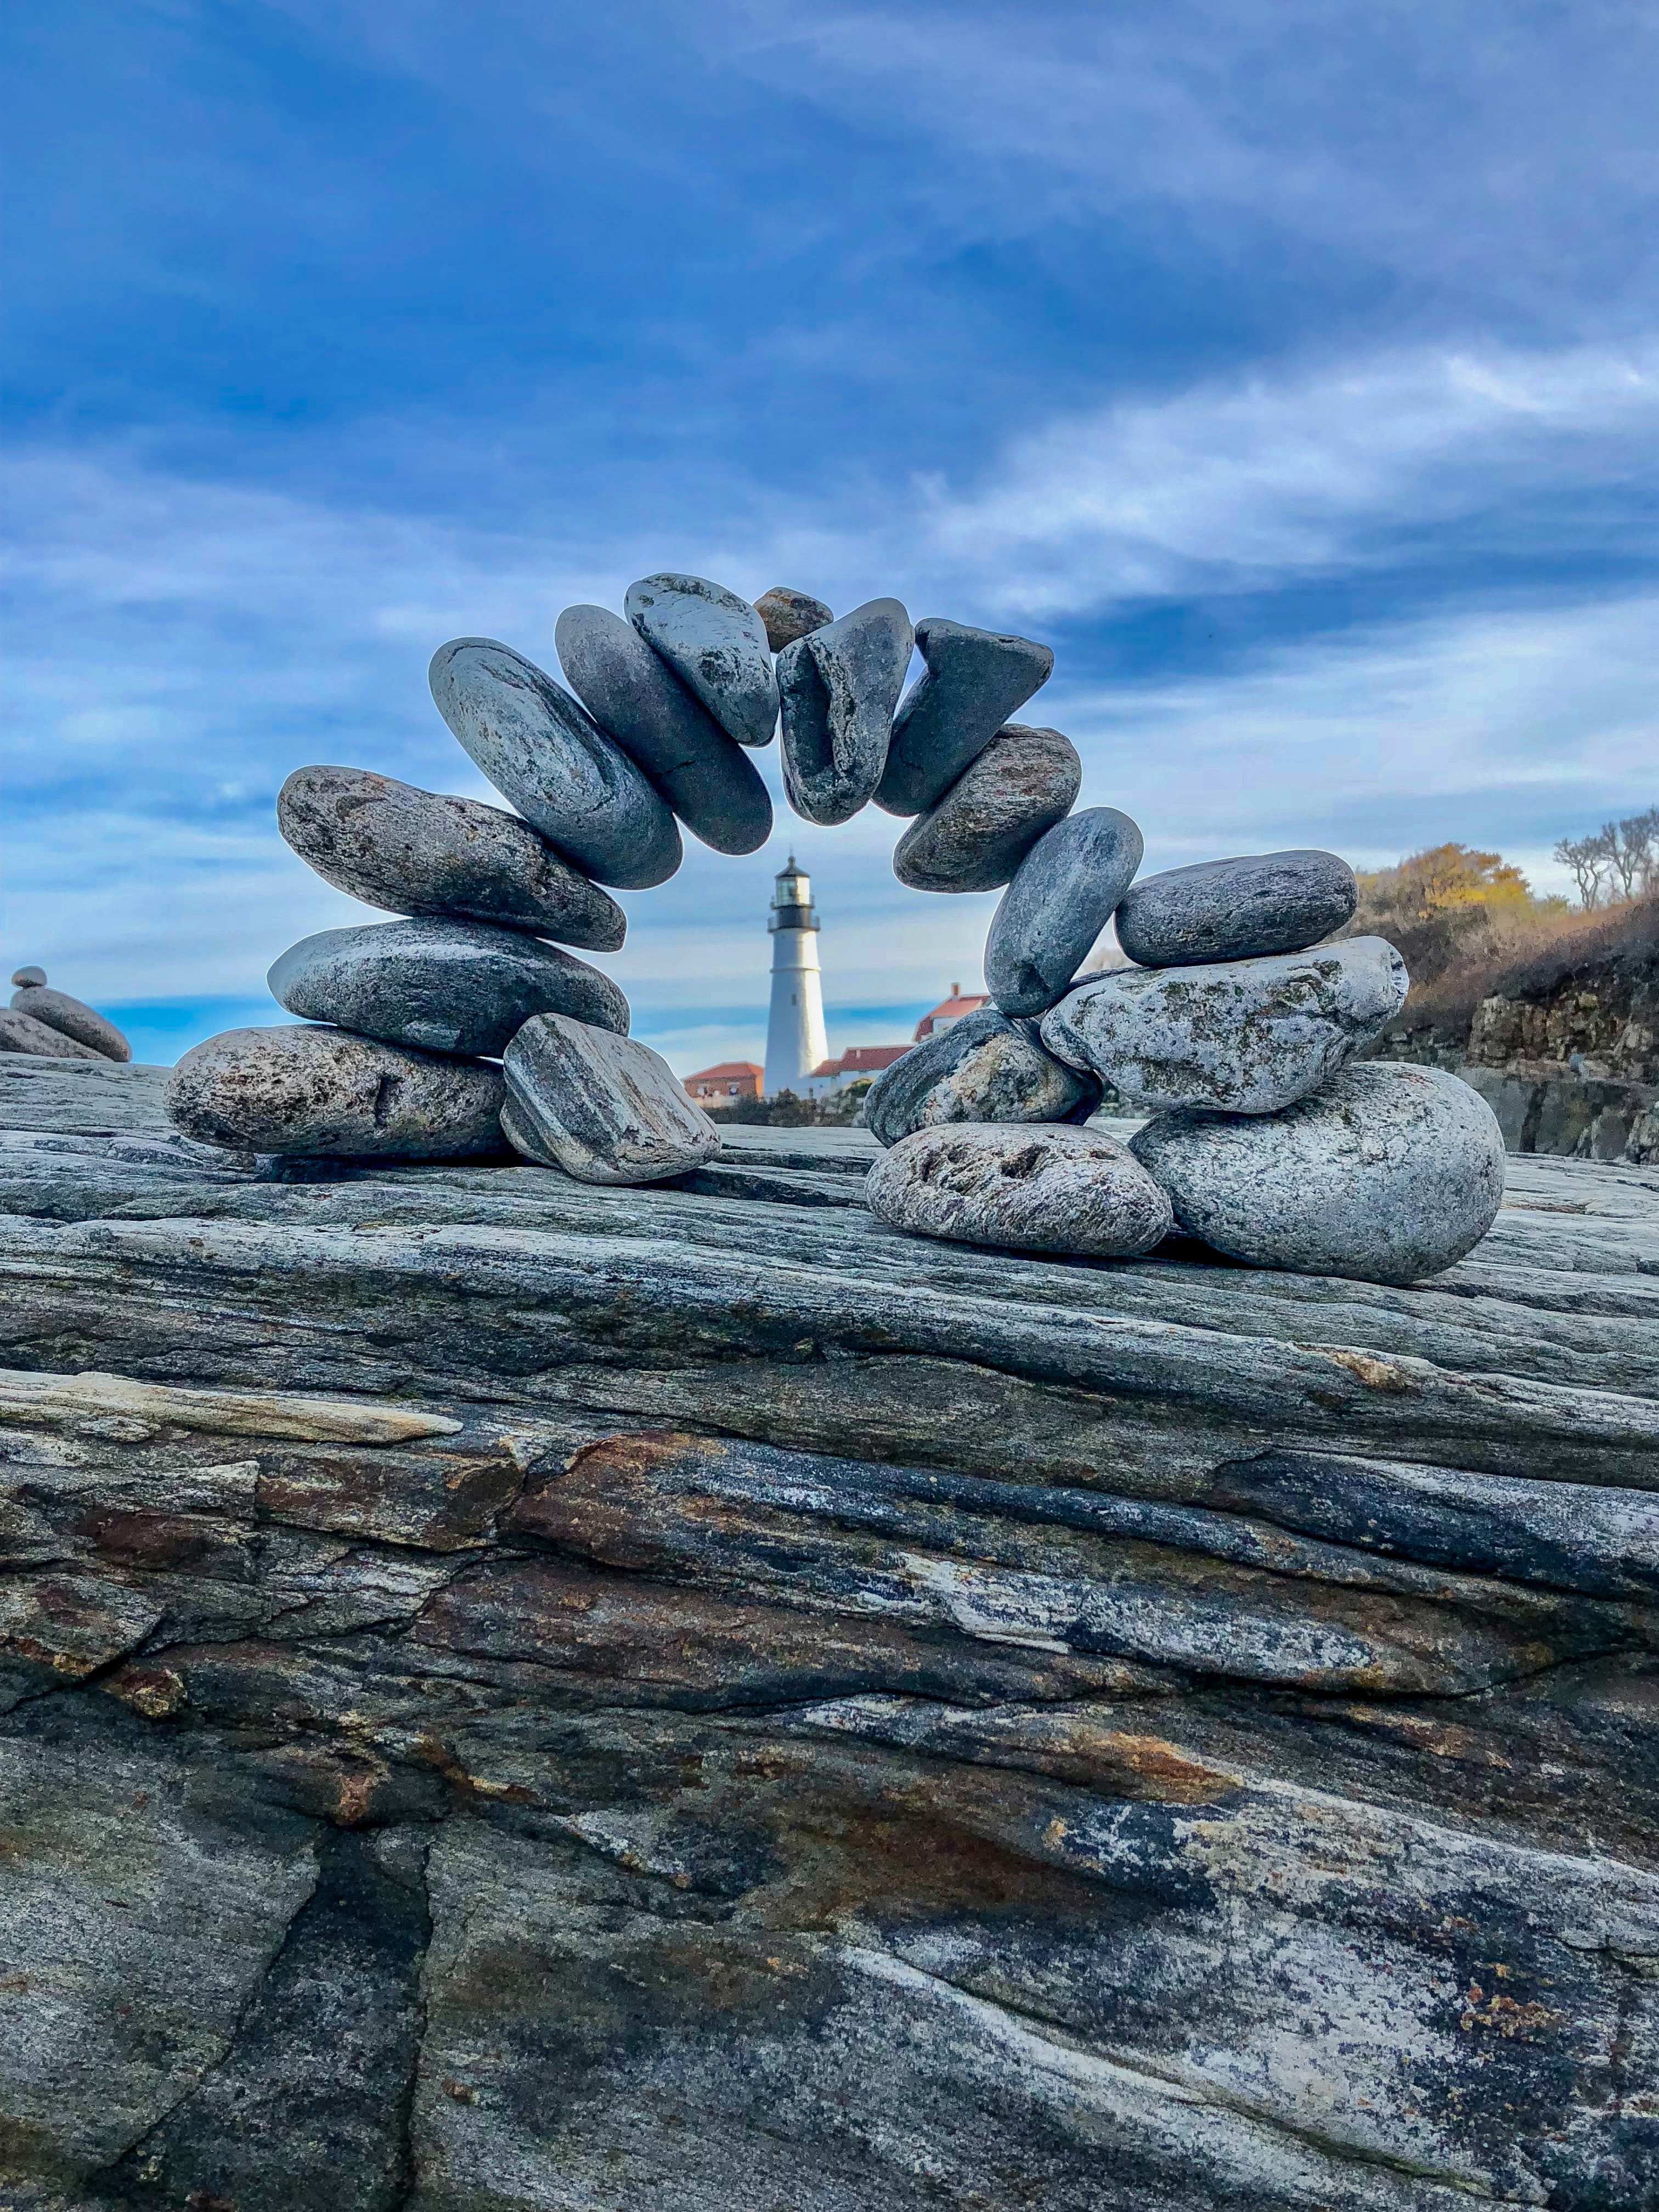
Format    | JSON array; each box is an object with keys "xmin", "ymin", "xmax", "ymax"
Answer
[
  {"xmin": 914, "ymin": 983, "xmax": 991, "ymax": 1041},
  {"xmin": 683, "ymin": 1060, "xmax": 763, "ymax": 1104},
  {"xmin": 805, "ymin": 1043, "xmax": 912, "ymax": 1098}
]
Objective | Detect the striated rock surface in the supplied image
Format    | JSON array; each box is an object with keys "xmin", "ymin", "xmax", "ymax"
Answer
[
  {"xmin": 624, "ymin": 573, "xmax": 778, "ymax": 749},
  {"xmin": 268, "ymin": 916, "xmax": 629, "ymax": 1058},
  {"xmin": 166, "ymin": 1025, "xmax": 509, "ymax": 1159},
  {"xmin": 864, "ymin": 1006, "xmax": 1097, "ymax": 1147},
  {"xmin": 503, "ymin": 1013, "xmax": 719, "ymax": 1184},
  {"xmin": 1132, "ymin": 1063, "xmax": 1509, "ymax": 1283},
  {"xmin": 876, "ymin": 619, "xmax": 1054, "ymax": 816},
  {"xmin": 1116, "ymin": 849, "xmax": 1357, "ymax": 968},
  {"xmin": 894, "ymin": 724, "xmax": 1081, "ymax": 894},
  {"xmin": 429, "ymin": 637, "xmax": 682, "ymax": 888},
  {"xmin": 1043, "ymin": 936, "xmax": 1409, "ymax": 1114},
  {"xmin": 276, "ymin": 765, "xmax": 628, "ymax": 947},
  {"xmin": 777, "ymin": 596, "xmax": 912, "ymax": 826},
  {"xmin": 985, "ymin": 805, "xmax": 1145, "ymax": 1015},
  {"xmin": 3, "ymin": 1056, "xmax": 1658, "ymax": 2212},
  {"xmin": 867, "ymin": 1122, "xmax": 1173, "ymax": 1255}
]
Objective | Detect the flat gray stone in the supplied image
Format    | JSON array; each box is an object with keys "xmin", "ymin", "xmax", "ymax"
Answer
[
  {"xmin": 268, "ymin": 918, "xmax": 627, "ymax": 1060},
  {"xmin": 894, "ymin": 725, "xmax": 1080, "ymax": 894},
  {"xmin": 864, "ymin": 1008, "xmax": 1097, "ymax": 1148},
  {"xmin": 624, "ymin": 574, "xmax": 778, "ymax": 749},
  {"xmin": 0, "ymin": 1009, "xmax": 108, "ymax": 1060},
  {"xmin": 166, "ymin": 1026, "xmax": 508, "ymax": 1159},
  {"xmin": 875, "ymin": 620, "xmax": 1053, "ymax": 816},
  {"xmin": 777, "ymin": 597, "xmax": 913, "ymax": 826},
  {"xmin": 7, "ymin": 985, "xmax": 129, "ymax": 1062},
  {"xmin": 754, "ymin": 587, "xmax": 834, "ymax": 652},
  {"xmin": 866, "ymin": 1123, "xmax": 1173, "ymax": 1256},
  {"xmin": 1042, "ymin": 936, "xmax": 1408, "ymax": 1115},
  {"xmin": 1131, "ymin": 1063, "xmax": 1507, "ymax": 1283},
  {"xmin": 428, "ymin": 637, "xmax": 681, "ymax": 889},
  {"xmin": 985, "ymin": 808, "xmax": 1145, "ymax": 1016},
  {"xmin": 1116, "ymin": 849, "xmax": 1358, "ymax": 967},
  {"xmin": 555, "ymin": 606, "xmax": 773, "ymax": 855},
  {"xmin": 276, "ymin": 767, "xmax": 627, "ymax": 949},
  {"xmin": 503, "ymin": 1014, "xmax": 719, "ymax": 1184}
]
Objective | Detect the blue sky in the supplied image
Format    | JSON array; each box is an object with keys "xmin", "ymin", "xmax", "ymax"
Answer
[{"xmin": 5, "ymin": 0, "xmax": 1657, "ymax": 1071}]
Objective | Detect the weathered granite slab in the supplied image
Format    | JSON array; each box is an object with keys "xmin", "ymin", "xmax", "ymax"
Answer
[{"xmin": 1, "ymin": 1057, "xmax": 1657, "ymax": 2210}]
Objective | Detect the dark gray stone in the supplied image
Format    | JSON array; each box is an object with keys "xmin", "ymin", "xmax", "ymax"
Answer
[
  {"xmin": 864, "ymin": 1007, "xmax": 1097, "ymax": 1147},
  {"xmin": 276, "ymin": 766, "xmax": 627, "ymax": 949},
  {"xmin": 1131, "ymin": 1063, "xmax": 1508, "ymax": 1283},
  {"xmin": 893, "ymin": 724, "xmax": 1081, "ymax": 894},
  {"xmin": 1042, "ymin": 937, "xmax": 1409, "ymax": 1115},
  {"xmin": 268, "ymin": 918, "xmax": 627, "ymax": 1059},
  {"xmin": 428, "ymin": 637, "xmax": 681, "ymax": 889},
  {"xmin": 0, "ymin": 1008, "xmax": 108, "ymax": 1060},
  {"xmin": 503, "ymin": 1014, "xmax": 719, "ymax": 1184},
  {"xmin": 555, "ymin": 605, "xmax": 774, "ymax": 855},
  {"xmin": 1117, "ymin": 849, "xmax": 1359, "ymax": 967},
  {"xmin": 755, "ymin": 586, "xmax": 834, "ymax": 652},
  {"xmin": 777, "ymin": 597, "xmax": 913, "ymax": 826},
  {"xmin": 985, "ymin": 807, "xmax": 1146, "ymax": 1016},
  {"xmin": 165, "ymin": 1025, "xmax": 508, "ymax": 1158},
  {"xmin": 866, "ymin": 1122, "xmax": 1173, "ymax": 1256},
  {"xmin": 624, "ymin": 573, "xmax": 778, "ymax": 749},
  {"xmin": 7, "ymin": 983, "xmax": 131, "ymax": 1062},
  {"xmin": 874, "ymin": 619, "xmax": 1053, "ymax": 816}
]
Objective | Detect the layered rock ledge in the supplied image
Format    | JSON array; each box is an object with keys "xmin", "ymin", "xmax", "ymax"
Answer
[{"xmin": 3, "ymin": 1060, "xmax": 1658, "ymax": 2211}]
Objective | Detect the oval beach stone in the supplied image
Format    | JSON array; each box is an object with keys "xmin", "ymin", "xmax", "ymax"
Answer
[
  {"xmin": 777, "ymin": 597, "xmax": 912, "ymax": 826},
  {"xmin": 864, "ymin": 1007, "xmax": 1097, "ymax": 1148},
  {"xmin": 754, "ymin": 587, "xmax": 833, "ymax": 653},
  {"xmin": 503, "ymin": 1014, "xmax": 719, "ymax": 1185},
  {"xmin": 268, "ymin": 918, "xmax": 628, "ymax": 1060},
  {"xmin": 985, "ymin": 807, "xmax": 1145, "ymax": 1016},
  {"xmin": 875, "ymin": 619, "xmax": 1054, "ymax": 816},
  {"xmin": 7, "ymin": 985, "xmax": 131, "ymax": 1062},
  {"xmin": 894, "ymin": 725, "xmax": 1081, "ymax": 894},
  {"xmin": 428, "ymin": 638, "xmax": 681, "ymax": 889},
  {"xmin": 166, "ymin": 1026, "xmax": 508, "ymax": 1159},
  {"xmin": 277, "ymin": 767, "xmax": 627, "ymax": 949},
  {"xmin": 10, "ymin": 967, "xmax": 47, "ymax": 988},
  {"xmin": 867, "ymin": 1124, "xmax": 1173, "ymax": 1257},
  {"xmin": 1131, "ymin": 1063, "xmax": 1506, "ymax": 1283},
  {"xmin": 624, "ymin": 574, "xmax": 778, "ymax": 749},
  {"xmin": 0, "ymin": 1008, "xmax": 109, "ymax": 1060},
  {"xmin": 1116, "ymin": 849, "xmax": 1358, "ymax": 968},
  {"xmin": 1041, "ymin": 936, "xmax": 1408, "ymax": 1115},
  {"xmin": 555, "ymin": 606, "xmax": 773, "ymax": 855}
]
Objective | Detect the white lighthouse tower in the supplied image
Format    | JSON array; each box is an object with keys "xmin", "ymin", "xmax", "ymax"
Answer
[{"xmin": 763, "ymin": 855, "xmax": 829, "ymax": 1098}]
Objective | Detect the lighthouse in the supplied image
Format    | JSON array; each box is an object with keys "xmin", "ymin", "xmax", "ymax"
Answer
[{"xmin": 763, "ymin": 855, "xmax": 829, "ymax": 1098}]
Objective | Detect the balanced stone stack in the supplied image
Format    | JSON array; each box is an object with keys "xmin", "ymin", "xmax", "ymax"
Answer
[{"xmin": 1, "ymin": 968, "xmax": 132, "ymax": 1062}]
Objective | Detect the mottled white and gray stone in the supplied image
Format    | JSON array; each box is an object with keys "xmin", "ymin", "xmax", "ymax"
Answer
[
  {"xmin": 624, "ymin": 574, "xmax": 778, "ymax": 750},
  {"xmin": 864, "ymin": 1008, "xmax": 1097, "ymax": 1148},
  {"xmin": 7, "ymin": 983, "xmax": 130, "ymax": 1062},
  {"xmin": 1116, "ymin": 849, "xmax": 1358, "ymax": 968},
  {"xmin": 1131, "ymin": 1063, "xmax": 1507, "ymax": 1283},
  {"xmin": 0, "ymin": 1008, "xmax": 108, "ymax": 1060},
  {"xmin": 985, "ymin": 808, "xmax": 1146, "ymax": 1016},
  {"xmin": 1042, "ymin": 936, "xmax": 1408, "ymax": 1115},
  {"xmin": 875, "ymin": 620, "xmax": 1054, "ymax": 816},
  {"xmin": 166, "ymin": 1026, "xmax": 508, "ymax": 1159},
  {"xmin": 754, "ymin": 586, "xmax": 834, "ymax": 652},
  {"xmin": 428, "ymin": 638, "xmax": 681, "ymax": 888},
  {"xmin": 276, "ymin": 768, "xmax": 627, "ymax": 949},
  {"xmin": 555, "ymin": 606, "xmax": 773, "ymax": 855},
  {"xmin": 503, "ymin": 1014, "xmax": 720, "ymax": 1185},
  {"xmin": 777, "ymin": 597, "xmax": 912, "ymax": 826},
  {"xmin": 894, "ymin": 725, "xmax": 1081, "ymax": 894},
  {"xmin": 268, "ymin": 918, "xmax": 628, "ymax": 1059},
  {"xmin": 867, "ymin": 1122, "xmax": 1173, "ymax": 1256}
]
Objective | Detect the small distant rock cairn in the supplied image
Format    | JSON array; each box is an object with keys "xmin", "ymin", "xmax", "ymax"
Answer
[
  {"xmin": 1, "ymin": 970, "xmax": 132, "ymax": 1063},
  {"xmin": 166, "ymin": 573, "xmax": 1505, "ymax": 1284}
]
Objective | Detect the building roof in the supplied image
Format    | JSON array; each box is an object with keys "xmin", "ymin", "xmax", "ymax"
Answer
[
  {"xmin": 915, "ymin": 983, "xmax": 991, "ymax": 1040},
  {"xmin": 838, "ymin": 1044, "xmax": 911, "ymax": 1072},
  {"xmin": 684, "ymin": 1061, "xmax": 763, "ymax": 1082}
]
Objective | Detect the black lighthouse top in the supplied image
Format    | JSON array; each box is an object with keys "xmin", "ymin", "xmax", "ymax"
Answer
[{"xmin": 768, "ymin": 855, "xmax": 821, "ymax": 934}]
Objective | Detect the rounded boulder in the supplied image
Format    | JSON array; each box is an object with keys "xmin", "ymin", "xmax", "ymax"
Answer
[{"xmin": 866, "ymin": 1123, "xmax": 1173, "ymax": 1257}]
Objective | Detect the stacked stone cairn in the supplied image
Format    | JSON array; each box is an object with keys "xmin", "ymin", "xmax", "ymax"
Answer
[
  {"xmin": 1, "ymin": 969, "xmax": 132, "ymax": 1062},
  {"xmin": 166, "ymin": 572, "xmax": 1507, "ymax": 1282}
]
